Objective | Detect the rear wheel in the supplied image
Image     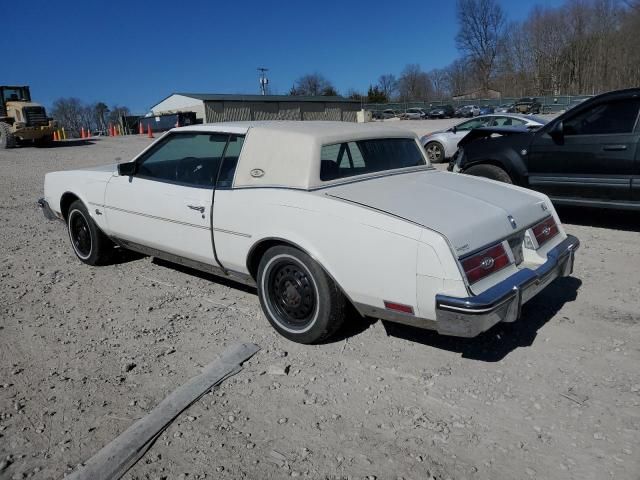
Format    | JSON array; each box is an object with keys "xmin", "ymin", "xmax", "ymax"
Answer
[
  {"xmin": 257, "ymin": 245, "xmax": 347, "ymax": 344},
  {"xmin": 67, "ymin": 200, "xmax": 113, "ymax": 265},
  {"xmin": 0, "ymin": 122, "xmax": 16, "ymax": 149},
  {"xmin": 425, "ymin": 141, "xmax": 445, "ymax": 163},
  {"xmin": 464, "ymin": 164, "xmax": 513, "ymax": 184}
]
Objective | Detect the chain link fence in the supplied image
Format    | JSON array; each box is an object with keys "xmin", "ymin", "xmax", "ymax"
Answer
[{"xmin": 364, "ymin": 95, "xmax": 593, "ymax": 114}]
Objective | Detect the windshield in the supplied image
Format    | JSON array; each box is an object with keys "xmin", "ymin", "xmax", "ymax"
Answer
[
  {"xmin": 320, "ymin": 138, "xmax": 426, "ymax": 181},
  {"xmin": 2, "ymin": 87, "xmax": 30, "ymax": 102}
]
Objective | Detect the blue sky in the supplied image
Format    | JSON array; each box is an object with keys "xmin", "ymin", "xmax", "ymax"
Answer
[{"xmin": 5, "ymin": 0, "xmax": 565, "ymax": 113}]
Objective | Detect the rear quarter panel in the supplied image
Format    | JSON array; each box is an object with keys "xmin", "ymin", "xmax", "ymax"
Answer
[{"xmin": 212, "ymin": 188, "xmax": 457, "ymax": 317}]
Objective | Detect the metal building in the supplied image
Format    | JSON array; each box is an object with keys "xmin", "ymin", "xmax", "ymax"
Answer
[{"xmin": 150, "ymin": 93, "xmax": 361, "ymax": 123}]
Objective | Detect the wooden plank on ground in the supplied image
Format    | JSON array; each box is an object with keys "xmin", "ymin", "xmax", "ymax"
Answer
[{"xmin": 66, "ymin": 342, "xmax": 260, "ymax": 480}]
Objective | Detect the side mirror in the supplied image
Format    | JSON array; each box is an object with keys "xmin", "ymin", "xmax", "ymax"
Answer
[
  {"xmin": 118, "ymin": 162, "xmax": 137, "ymax": 176},
  {"xmin": 451, "ymin": 125, "xmax": 457, "ymax": 134},
  {"xmin": 548, "ymin": 121, "xmax": 564, "ymax": 142}
]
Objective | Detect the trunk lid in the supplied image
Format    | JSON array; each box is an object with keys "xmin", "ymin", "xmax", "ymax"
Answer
[{"xmin": 324, "ymin": 170, "xmax": 549, "ymax": 256}]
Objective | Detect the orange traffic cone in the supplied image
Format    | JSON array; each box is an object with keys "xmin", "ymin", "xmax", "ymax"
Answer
[
  {"xmin": 81, "ymin": 127, "xmax": 86, "ymax": 139},
  {"xmin": 147, "ymin": 125, "xmax": 154, "ymax": 138},
  {"xmin": 53, "ymin": 131, "xmax": 59, "ymax": 141},
  {"xmin": 138, "ymin": 122, "xmax": 144, "ymax": 135},
  {"xmin": 87, "ymin": 129, "xmax": 92, "ymax": 138}
]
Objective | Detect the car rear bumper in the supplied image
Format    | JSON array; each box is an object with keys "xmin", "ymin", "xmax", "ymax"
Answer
[{"xmin": 434, "ymin": 234, "xmax": 580, "ymax": 337}]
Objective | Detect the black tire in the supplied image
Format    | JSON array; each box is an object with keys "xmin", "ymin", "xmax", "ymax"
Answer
[
  {"xmin": 0, "ymin": 122, "xmax": 16, "ymax": 149},
  {"xmin": 66, "ymin": 200, "xmax": 113, "ymax": 265},
  {"xmin": 424, "ymin": 141, "xmax": 445, "ymax": 163},
  {"xmin": 257, "ymin": 245, "xmax": 347, "ymax": 344},
  {"xmin": 464, "ymin": 164, "xmax": 513, "ymax": 184}
]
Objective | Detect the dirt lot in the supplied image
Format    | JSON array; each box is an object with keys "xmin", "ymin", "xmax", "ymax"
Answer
[{"xmin": 1, "ymin": 130, "xmax": 639, "ymax": 480}]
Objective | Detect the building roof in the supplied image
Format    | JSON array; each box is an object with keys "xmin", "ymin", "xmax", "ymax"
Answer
[
  {"xmin": 174, "ymin": 121, "xmax": 422, "ymax": 190},
  {"xmin": 171, "ymin": 93, "xmax": 360, "ymax": 103}
]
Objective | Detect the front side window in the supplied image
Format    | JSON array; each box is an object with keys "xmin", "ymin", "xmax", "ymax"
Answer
[
  {"xmin": 563, "ymin": 99, "xmax": 640, "ymax": 135},
  {"xmin": 137, "ymin": 133, "xmax": 229, "ymax": 188},
  {"xmin": 320, "ymin": 138, "xmax": 425, "ymax": 181}
]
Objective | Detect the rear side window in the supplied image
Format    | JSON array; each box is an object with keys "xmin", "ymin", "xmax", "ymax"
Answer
[
  {"xmin": 564, "ymin": 99, "xmax": 640, "ymax": 135},
  {"xmin": 492, "ymin": 117, "xmax": 525, "ymax": 127},
  {"xmin": 320, "ymin": 138, "xmax": 425, "ymax": 181}
]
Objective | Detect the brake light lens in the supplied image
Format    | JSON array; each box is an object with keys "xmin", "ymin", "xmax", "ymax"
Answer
[
  {"xmin": 532, "ymin": 216, "xmax": 559, "ymax": 247},
  {"xmin": 461, "ymin": 243, "xmax": 512, "ymax": 284}
]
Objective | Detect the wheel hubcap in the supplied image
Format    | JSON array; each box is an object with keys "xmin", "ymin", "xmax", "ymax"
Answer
[
  {"xmin": 70, "ymin": 212, "xmax": 92, "ymax": 257},
  {"xmin": 427, "ymin": 144, "xmax": 441, "ymax": 161},
  {"xmin": 268, "ymin": 260, "xmax": 316, "ymax": 329}
]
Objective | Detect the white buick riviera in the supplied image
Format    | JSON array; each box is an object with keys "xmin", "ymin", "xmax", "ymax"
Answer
[{"xmin": 39, "ymin": 122, "xmax": 579, "ymax": 344}]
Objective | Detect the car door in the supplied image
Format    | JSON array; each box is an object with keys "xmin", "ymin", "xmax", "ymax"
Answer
[
  {"xmin": 104, "ymin": 132, "xmax": 236, "ymax": 266},
  {"xmin": 527, "ymin": 98, "xmax": 640, "ymax": 202}
]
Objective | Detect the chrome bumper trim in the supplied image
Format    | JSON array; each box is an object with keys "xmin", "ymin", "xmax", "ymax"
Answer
[{"xmin": 434, "ymin": 234, "xmax": 580, "ymax": 337}]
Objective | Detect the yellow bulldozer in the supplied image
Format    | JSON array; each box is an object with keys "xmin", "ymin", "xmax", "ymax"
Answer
[{"xmin": 0, "ymin": 85, "xmax": 57, "ymax": 148}]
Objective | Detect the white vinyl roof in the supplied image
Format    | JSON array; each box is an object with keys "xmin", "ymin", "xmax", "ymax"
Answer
[{"xmin": 173, "ymin": 121, "xmax": 424, "ymax": 190}]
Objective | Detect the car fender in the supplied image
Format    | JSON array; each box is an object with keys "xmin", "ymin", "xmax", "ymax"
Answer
[{"xmin": 463, "ymin": 148, "xmax": 528, "ymax": 184}]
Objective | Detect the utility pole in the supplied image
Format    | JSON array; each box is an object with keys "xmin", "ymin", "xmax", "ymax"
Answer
[{"xmin": 258, "ymin": 67, "xmax": 269, "ymax": 95}]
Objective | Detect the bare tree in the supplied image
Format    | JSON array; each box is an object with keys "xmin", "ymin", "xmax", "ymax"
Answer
[
  {"xmin": 428, "ymin": 68, "xmax": 450, "ymax": 99},
  {"xmin": 50, "ymin": 98, "xmax": 90, "ymax": 134},
  {"xmin": 455, "ymin": 0, "xmax": 505, "ymax": 91},
  {"xmin": 444, "ymin": 59, "xmax": 470, "ymax": 97},
  {"xmin": 377, "ymin": 74, "xmax": 398, "ymax": 101},
  {"xmin": 397, "ymin": 64, "xmax": 433, "ymax": 101},
  {"xmin": 290, "ymin": 73, "xmax": 337, "ymax": 96}
]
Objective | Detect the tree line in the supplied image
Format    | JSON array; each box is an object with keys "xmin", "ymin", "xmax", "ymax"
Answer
[
  {"xmin": 289, "ymin": 0, "xmax": 640, "ymax": 103},
  {"xmin": 50, "ymin": 98, "xmax": 130, "ymax": 134}
]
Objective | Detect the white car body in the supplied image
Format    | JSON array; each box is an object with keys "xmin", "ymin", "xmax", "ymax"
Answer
[
  {"xmin": 40, "ymin": 121, "xmax": 578, "ymax": 340},
  {"xmin": 420, "ymin": 114, "xmax": 546, "ymax": 162}
]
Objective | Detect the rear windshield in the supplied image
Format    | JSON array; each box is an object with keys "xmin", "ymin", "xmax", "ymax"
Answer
[{"xmin": 320, "ymin": 138, "xmax": 425, "ymax": 181}]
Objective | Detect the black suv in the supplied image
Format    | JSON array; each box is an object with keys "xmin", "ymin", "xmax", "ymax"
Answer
[
  {"xmin": 428, "ymin": 105, "xmax": 455, "ymax": 119},
  {"xmin": 514, "ymin": 97, "xmax": 542, "ymax": 114},
  {"xmin": 449, "ymin": 88, "xmax": 640, "ymax": 210}
]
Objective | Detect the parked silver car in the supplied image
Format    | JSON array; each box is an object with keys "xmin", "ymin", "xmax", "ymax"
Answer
[
  {"xmin": 401, "ymin": 108, "xmax": 426, "ymax": 120},
  {"xmin": 420, "ymin": 114, "xmax": 547, "ymax": 163}
]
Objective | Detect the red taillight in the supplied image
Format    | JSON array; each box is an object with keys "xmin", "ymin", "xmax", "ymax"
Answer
[
  {"xmin": 532, "ymin": 216, "xmax": 559, "ymax": 247},
  {"xmin": 461, "ymin": 243, "xmax": 511, "ymax": 284}
]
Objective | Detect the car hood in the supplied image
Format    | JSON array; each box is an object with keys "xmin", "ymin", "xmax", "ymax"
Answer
[
  {"xmin": 324, "ymin": 170, "xmax": 549, "ymax": 255},
  {"xmin": 422, "ymin": 130, "xmax": 446, "ymax": 139},
  {"xmin": 79, "ymin": 163, "xmax": 118, "ymax": 173},
  {"xmin": 457, "ymin": 126, "xmax": 532, "ymax": 148}
]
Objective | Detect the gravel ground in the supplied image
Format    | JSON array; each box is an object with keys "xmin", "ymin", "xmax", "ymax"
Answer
[{"xmin": 1, "ymin": 129, "xmax": 639, "ymax": 480}]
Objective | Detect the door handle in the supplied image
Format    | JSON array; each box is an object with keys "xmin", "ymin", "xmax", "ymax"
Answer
[
  {"xmin": 187, "ymin": 205, "xmax": 205, "ymax": 214},
  {"xmin": 603, "ymin": 145, "xmax": 627, "ymax": 151}
]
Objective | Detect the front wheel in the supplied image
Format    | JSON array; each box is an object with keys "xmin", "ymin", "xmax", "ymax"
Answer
[
  {"xmin": 67, "ymin": 200, "xmax": 113, "ymax": 265},
  {"xmin": 424, "ymin": 141, "xmax": 445, "ymax": 163},
  {"xmin": 464, "ymin": 164, "xmax": 513, "ymax": 184},
  {"xmin": 257, "ymin": 245, "xmax": 347, "ymax": 344}
]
